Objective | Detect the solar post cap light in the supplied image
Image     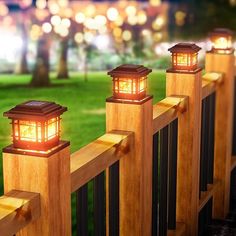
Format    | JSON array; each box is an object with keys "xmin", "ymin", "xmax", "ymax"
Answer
[
  {"xmin": 3, "ymin": 100, "xmax": 69, "ymax": 157},
  {"xmin": 209, "ymin": 28, "xmax": 233, "ymax": 54},
  {"xmin": 107, "ymin": 64, "xmax": 152, "ymax": 104},
  {"xmin": 168, "ymin": 43, "xmax": 201, "ymax": 73}
]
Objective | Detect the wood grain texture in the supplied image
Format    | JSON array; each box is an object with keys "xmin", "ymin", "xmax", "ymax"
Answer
[
  {"xmin": 70, "ymin": 131, "xmax": 133, "ymax": 192},
  {"xmin": 202, "ymin": 72, "xmax": 223, "ymax": 99},
  {"xmin": 167, "ymin": 222, "xmax": 186, "ymax": 236},
  {"xmin": 166, "ymin": 70, "xmax": 202, "ymax": 236},
  {"xmin": 3, "ymin": 146, "xmax": 71, "ymax": 236},
  {"xmin": 106, "ymin": 99, "xmax": 153, "ymax": 236},
  {"xmin": 152, "ymin": 95, "xmax": 188, "ymax": 134},
  {"xmin": 205, "ymin": 52, "xmax": 235, "ymax": 218},
  {"xmin": 199, "ymin": 180, "xmax": 221, "ymax": 212},
  {"xmin": 0, "ymin": 190, "xmax": 40, "ymax": 236}
]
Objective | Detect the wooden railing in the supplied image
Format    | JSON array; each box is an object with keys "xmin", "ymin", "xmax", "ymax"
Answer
[{"xmin": 0, "ymin": 46, "xmax": 236, "ymax": 236}]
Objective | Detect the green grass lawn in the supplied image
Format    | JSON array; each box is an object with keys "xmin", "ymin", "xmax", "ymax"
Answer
[{"xmin": 0, "ymin": 71, "xmax": 166, "ymax": 234}]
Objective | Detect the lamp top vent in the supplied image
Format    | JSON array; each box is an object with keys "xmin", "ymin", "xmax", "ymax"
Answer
[{"xmin": 3, "ymin": 100, "xmax": 67, "ymax": 121}]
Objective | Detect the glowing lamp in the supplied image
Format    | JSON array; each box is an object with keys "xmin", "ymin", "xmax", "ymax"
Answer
[
  {"xmin": 107, "ymin": 64, "xmax": 152, "ymax": 103},
  {"xmin": 168, "ymin": 43, "xmax": 201, "ymax": 72},
  {"xmin": 209, "ymin": 28, "xmax": 233, "ymax": 54},
  {"xmin": 3, "ymin": 100, "xmax": 68, "ymax": 156}
]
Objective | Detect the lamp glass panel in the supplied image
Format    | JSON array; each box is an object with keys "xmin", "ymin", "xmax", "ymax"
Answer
[
  {"xmin": 45, "ymin": 117, "xmax": 59, "ymax": 141},
  {"xmin": 176, "ymin": 53, "xmax": 188, "ymax": 66},
  {"xmin": 139, "ymin": 77, "xmax": 146, "ymax": 93},
  {"xmin": 18, "ymin": 120, "xmax": 37, "ymax": 142},
  {"xmin": 117, "ymin": 78, "xmax": 136, "ymax": 94},
  {"xmin": 213, "ymin": 37, "xmax": 229, "ymax": 49}
]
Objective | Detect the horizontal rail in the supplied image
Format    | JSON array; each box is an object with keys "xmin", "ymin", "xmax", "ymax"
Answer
[
  {"xmin": 153, "ymin": 96, "xmax": 188, "ymax": 134},
  {"xmin": 0, "ymin": 190, "xmax": 40, "ymax": 236},
  {"xmin": 70, "ymin": 130, "xmax": 133, "ymax": 193},
  {"xmin": 198, "ymin": 179, "xmax": 221, "ymax": 212},
  {"xmin": 202, "ymin": 72, "xmax": 223, "ymax": 99},
  {"xmin": 231, "ymin": 156, "xmax": 236, "ymax": 171},
  {"xmin": 167, "ymin": 222, "xmax": 186, "ymax": 236}
]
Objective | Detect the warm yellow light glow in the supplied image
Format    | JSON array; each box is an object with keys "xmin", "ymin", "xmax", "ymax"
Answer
[
  {"xmin": 47, "ymin": 118, "xmax": 57, "ymax": 140},
  {"xmin": 114, "ymin": 15, "xmax": 124, "ymax": 26},
  {"xmin": 115, "ymin": 79, "xmax": 136, "ymax": 94},
  {"xmin": 150, "ymin": 0, "xmax": 161, "ymax": 6},
  {"xmin": 137, "ymin": 11, "xmax": 147, "ymax": 25},
  {"xmin": 114, "ymin": 77, "xmax": 146, "ymax": 95},
  {"xmin": 95, "ymin": 15, "xmax": 107, "ymax": 27},
  {"xmin": 51, "ymin": 15, "xmax": 61, "ymax": 26},
  {"xmin": 0, "ymin": 3, "xmax": 9, "ymax": 16},
  {"xmin": 74, "ymin": 32, "xmax": 84, "ymax": 44},
  {"xmin": 125, "ymin": 5, "xmax": 137, "ymax": 16},
  {"xmin": 122, "ymin": 30, "xmax": 132, "ymax": 41},
  {"xmin": 59, "ymin": 27, "xmax": 69, "ymax": 37},
  {"xmin": 15, "ymin": 118, "xmax": 58, "ymax": 143},
  {"xmin": 18, "ymin": 121, "xmax": 38, "ymax": 142},
  {"xmin": 152, "ymin": 16, "xmax": 165, "ymax": 30},
  {"xmin": 113, "ymin": 27, "xmax": 122, "ymax": 37},
  {"xmin": 173, "ymin": 53, "xmax": 197, "ymax": 69},
  {"xmin": 36, "ymin": 0, "xmax": 47, "ymax": 9},
  {"xmin": 84, "ymin": 18, "xmax": 96, "ymax": 30},
  {"xmin": 98, "ymin": 25, "xmax": 107, "ymax": 34},
  {"xmin": 142, "ymin": 29, "xmax": 151, "ymax": 37},
  {"xmin": 85, "ymin": 4, "xmax": 96, "ymax": 17},
  {"xmin": 175, "ymin": 11, "xmax": 186, "ymax": 26},
  {"xmin": 58, "ymin": 0, "xmax": 68, "ymax": 8},
  {"xmin": 30, "ymin": 24, "xmax": 43, "ymax": 40},
  {"xmin": 84, "ymin": 32, "xmax": 94, "ymax": 43},
  {"xmin": 128, "ymin": 16, "xmax": 138, "ymax": 25},
  {"xmin": 213, "ymin": 37, "xmax": 231, "ymax": 49},
  {"xmin": 107, "ymin": 7, "xmax": 119, "ymax": 21},
  {"xmin": 153, "ymin": 32, "xmax": 163, "ymax": 42},
  {"xmin": 75, "ymin": 12, "xmax": 86, "ymax": 24},
  {"xmin": 48, "ymin": 2, "xmax": 60, "ymax": 14},
  {"xmin": 64, "ymin": 8, "xmax": 73, "ymax": 18},
  {"xmin": 175, "ymin": 53, "xmax": 188, "ymax": 66},
  {"xmin": 61, "ymin": 18, "xmax": 71, "ymax": 28},
  {"xmin": 42, "ymin": 22, "xmax": 52, "ymax": 33}
]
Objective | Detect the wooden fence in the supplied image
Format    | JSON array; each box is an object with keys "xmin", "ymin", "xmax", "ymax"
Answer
[{"xmin": 0, "ymin": 38, "xmax": 236, "ymax": 236}]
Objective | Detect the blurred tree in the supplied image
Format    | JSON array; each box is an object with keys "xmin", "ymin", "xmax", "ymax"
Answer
[
  {"xmin": 31, "ymin": 35, "xmax": 50, "ymax": 86},
  {"xmin": 57, "ymin": 37, "xmax": 69, "ymax": 79},
  {"xmin": 15, "ymin": 21, "xmax": 29, "ymax": 74}
]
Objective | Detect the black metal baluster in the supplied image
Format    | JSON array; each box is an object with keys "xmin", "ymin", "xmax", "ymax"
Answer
[
  {"xmin": 168, "ymin": 119, "xmax": 178, "ymax": 230},
  {"xmin": 206, "ymin": 198, "xmax": 213, "ymax": 227},
  {"xmin": 109, "ymin": 162, "xmax": 119, "ymax": 236},
  {"xmin": 94, "ymin": 172, "xmax": 105, "ymax": 236},
  {"xmin": 207, "ymin": 93, "xmax": 216, "ymax": 184},
  {"xmin": 76, "ymin": 184, "xmax": 88, "ymax": 236},
  {"xmin": 152, "ymin": 132, "xmax": 159, "ymax": 236},
  {"xmin": 159, "ymin": 125, "xmax": 169, "ymax": 236},
  {"xmin": 200, "ymin": 98, "xmax": 208, "ymax": 195}
]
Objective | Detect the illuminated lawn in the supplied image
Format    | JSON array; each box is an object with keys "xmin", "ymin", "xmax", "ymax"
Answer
[{"xmin": 0, "ymin": 71, "xmax": 166, "ymax": 234}]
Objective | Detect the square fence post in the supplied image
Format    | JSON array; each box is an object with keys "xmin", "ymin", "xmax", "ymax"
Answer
[
  {"xmin": 166, "ymin": 43, "xmax": 202, "ymax": 236},
  {"xmin": 106, "ymin": 65, "xmax": 153, "ymax": 236},
  {"xmin": 2, "ymin": 100, "xmax": 71, "ymax": 236},
  {"xmin": 205, "ymin": 50, "xmax": 235, "ymax": 218}
]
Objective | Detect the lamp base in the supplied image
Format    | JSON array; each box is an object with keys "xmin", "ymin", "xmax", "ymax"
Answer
[
  {"xmin": 166, "ymin": 67, "xmax": 202, "ymax": 74},
  {"xmin": 2, "ymin": 140, "xmax": 70, "ymax": 157},
  {"xmin": 106, "ymin": 95, "xmax": 153, "ymax": 105}
]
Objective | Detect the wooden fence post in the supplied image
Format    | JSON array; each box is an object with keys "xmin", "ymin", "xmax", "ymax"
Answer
[
  {"xmin": 106, "ymin": 65, "xmax": 153, "ymax": 236},
  {"xmin": 166, "ymin": 43, "xmax": 202, "ymax": 236},
  {"xmin": 2, "ymin": 101, "xmax": 71, "ymax": 236},
  {"xmin": 205, "ymin": 48, "xmax": 235, "ymax": 218}
]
